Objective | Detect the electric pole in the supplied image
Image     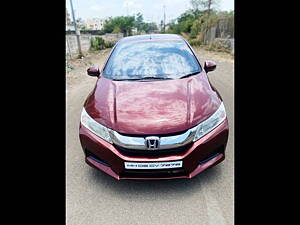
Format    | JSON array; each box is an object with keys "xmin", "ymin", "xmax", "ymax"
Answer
[{"xmin": 70, "ymin": 0, "xmax": 83, "ymax": 58}]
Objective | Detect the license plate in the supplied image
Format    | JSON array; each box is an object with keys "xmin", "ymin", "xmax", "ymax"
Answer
[{"xmin": 124, "ymin": 161, "xmax": 183, "ymax": 170}]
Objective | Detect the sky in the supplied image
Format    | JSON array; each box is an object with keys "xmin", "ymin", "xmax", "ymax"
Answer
[{"xmin": 66, "ymin": 0, "xmax": 234, "ymax": 24}]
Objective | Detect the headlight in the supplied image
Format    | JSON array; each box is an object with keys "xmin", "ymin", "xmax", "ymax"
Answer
[
  {"xmin": 193, "ymin": 102, "xmax": 226, "ymax": 142},
  {"xmin": 81, "ymin": 107, "xmax": 113, "ymax": 143}
]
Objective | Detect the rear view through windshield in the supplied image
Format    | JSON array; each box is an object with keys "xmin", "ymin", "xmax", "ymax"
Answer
[{"xmin": 103, "ymin": 40, "xmax": 201, "ymax": 80}]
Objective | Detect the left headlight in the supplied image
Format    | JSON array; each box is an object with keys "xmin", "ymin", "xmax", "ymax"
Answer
[
  {"xmin": 80, "ymin": 107, "xmax": 113, "ymax": 144},
  {"xmin": 193, "ymin": 102, "xmax": 227, "ymax": 142}
]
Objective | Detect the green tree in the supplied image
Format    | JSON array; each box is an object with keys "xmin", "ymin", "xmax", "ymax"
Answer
[
  {"xmin": 103, "ymin": 13, "xmax": 159, "ymax": 36},
  {"xmin": 145, "ymin": 22, "xmax": 158, "ymax": 33},
  {"xmin": 190, "ymin": 0, "xmax": 219, "ymax": 10},
  {"xmin": 112, "ymin": 26, "xmax": 122, "ymax": 33},
  {"xmin": 103, "ymin": 16, "xmax": 135, "ymax": 36},
  {"xmin": 190, "ymin": 20, "xmax": 201, "ymax": 38},
  {"xmin": 135, "ymin": 13, "xmax": 145, "ymax": 32},
  {"xmin": 165, "ymin": 9, "xmax": 203, "ymax": 34}
]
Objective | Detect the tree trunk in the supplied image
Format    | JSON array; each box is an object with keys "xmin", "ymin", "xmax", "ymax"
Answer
[{"xmin": 208, "ymin": 0, "xmax": 212, "ymax": 18}]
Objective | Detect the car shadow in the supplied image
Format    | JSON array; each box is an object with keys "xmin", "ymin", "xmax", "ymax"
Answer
[{"xmin": 86, "ymin": 164, "xmax": 223, "ymax": 199}]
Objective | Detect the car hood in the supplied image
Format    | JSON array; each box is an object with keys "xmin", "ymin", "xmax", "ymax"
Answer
[{"xmin": 84, "ymin": 72, "xmax": 221, "ymax": 135}]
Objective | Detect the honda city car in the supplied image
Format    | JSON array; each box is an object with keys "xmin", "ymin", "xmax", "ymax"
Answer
[{"xmin": 79, "ymin": 34, "xmax": 229, "ymax": 180}]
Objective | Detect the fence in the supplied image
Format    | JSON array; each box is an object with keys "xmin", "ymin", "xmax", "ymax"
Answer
[
  {"xmin": 203, "ymin": 17, "xmax": 234, "ymax": 52},
  {"xmin": 66, "ymin": 33, "xmax": 123, "ymax": 59},
  {"xmin": 66, "ymin": 30, "xmax": 105, "ymax": 35}
]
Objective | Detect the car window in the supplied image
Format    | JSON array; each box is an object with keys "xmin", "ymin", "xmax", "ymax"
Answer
[{"xmin": 103, "ymin": 40, "xmax": 201, "ymax": 80}]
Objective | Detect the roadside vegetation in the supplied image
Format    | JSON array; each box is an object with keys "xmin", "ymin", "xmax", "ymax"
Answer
[
  {"xmin": 103, "ymin": 13, "xmax": 158, "ymax": 37},
  {"xmin": 89, "ymin": 13, "xmax": 158, "ymax": 52},
  {"xmin": 90, "ymin": 37, "xmax": 115, "ymax": 51},
  {"xmin": 87, "ymin": 0, "xmax": 233, "ymax": 53},
  {"xmin": 165, "ymin": 0, "xmax": 234, "ymax": 53}
]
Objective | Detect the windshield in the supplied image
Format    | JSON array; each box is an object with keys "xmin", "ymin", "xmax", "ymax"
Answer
[{"xmin": 103, "ymin": 40, "xmax": 201, "ymax": 80}]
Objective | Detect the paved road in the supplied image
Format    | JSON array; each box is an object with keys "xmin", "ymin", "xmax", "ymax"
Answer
[{"xmin": 66, "ymin": 49, "xmax": 234, "ymax": 225}]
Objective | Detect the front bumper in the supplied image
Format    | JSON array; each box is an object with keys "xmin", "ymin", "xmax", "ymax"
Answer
[{"xmin": 79, "ymin": 119, "xmax": 229, "ymax": 180}]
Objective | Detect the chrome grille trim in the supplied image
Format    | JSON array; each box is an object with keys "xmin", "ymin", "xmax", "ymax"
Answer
[{"xmin": 110, "ymin": 127, "xmax": 197, "ymax": 150}]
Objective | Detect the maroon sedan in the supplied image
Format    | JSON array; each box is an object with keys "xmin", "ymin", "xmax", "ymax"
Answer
[{"xmin": 79, "ymin": 34, "xmax": 229, "ymax": 180}]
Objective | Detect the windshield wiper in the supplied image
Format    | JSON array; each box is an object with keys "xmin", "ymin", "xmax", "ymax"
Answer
[
  {"xmin": 112, "ymin": 78, "xmax": 141, "ymax": 81},
  {"xmin": 112, "ymin": 77, "xmax": 172, "ymax": 81},
  {"xmin": 179, "ymin": 71, "xmax": 200, "ymax": 79},
  {"xmin": 138, "ymin": 76, "xmax": 173, "ymax": 81}
]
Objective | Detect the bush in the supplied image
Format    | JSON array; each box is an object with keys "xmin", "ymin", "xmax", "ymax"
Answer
[
  {"xmin": 188, "ymin": 33, "xmax": 203, "ymax": 46},
  {"xmin": 104, "ymin": 40, "xmax": 116, "ymax": 48},
  {"xmin": 112, "ymin": 26, "xmax": 122, "ymax": 34},
  {"xmin": 190, "ymin": 20, "xmax": 201, "ymax": 39},
  {"xmin": 206, "ymin": 40, "xmax": 232, "ymax": 53},
  {"xmin": 189, "ymin": 38, "xmax": 201, "ymax": 46},
  {"xmin": 90, "ymin": 37, "xmax": 105, "ymax": 51},
  {"xmin": 90, "ymin": 37, "xmax": 116, "ymax": 51}
]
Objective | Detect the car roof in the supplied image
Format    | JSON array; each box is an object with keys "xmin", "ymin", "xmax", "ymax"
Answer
[{"xmin": 117, "ymin": 34, "xmax": 185, "ymax": 45}]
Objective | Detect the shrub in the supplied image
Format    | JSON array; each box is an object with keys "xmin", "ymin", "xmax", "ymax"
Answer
[
  {"xmin": 189, "ymin": 38, "xmax": 201, "ymax": 46},
  {"xmin": 190, "ymin": 20, "xmax": 201, "ymax": 39},
  {"xmin": 206, "ymin": 41, "xmax": 232, "ymax": 53},
  {"xmin": 90, "ymin": 37, "xmax": 116, "ymax": 51},
  {"xmin": 90, "ymin": 37, "xmax": 105, "ymax": 51},
  {"xmin": 112, "ymin": 26, "xmax": 122, "ymax": 34},
  {"xmin": 104, "ymin": 40, "xmax": 116, "ymax": 48}
]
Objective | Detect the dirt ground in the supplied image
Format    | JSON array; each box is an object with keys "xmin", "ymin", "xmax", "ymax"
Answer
[{"xmin": 66, "ymin": 49, "xmax": 111, "ymax": 91}]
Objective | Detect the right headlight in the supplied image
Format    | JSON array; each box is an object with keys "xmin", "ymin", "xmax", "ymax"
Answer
[
  {"xmin": 193, "ymin": 102, "xmax": 227, "ymax": 142},
  {"xmin": 80, "ymin": 107, "xmax": 113, "ymax": 144}
]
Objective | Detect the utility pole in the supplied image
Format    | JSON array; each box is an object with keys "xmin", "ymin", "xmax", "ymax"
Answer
[
  {"xmin": 70, "ymin": 0, "xmax": 83, "ymax": 58},
  {"xmin": 163, "ymin": 5, "xmax": 166, "ymax": 33}
]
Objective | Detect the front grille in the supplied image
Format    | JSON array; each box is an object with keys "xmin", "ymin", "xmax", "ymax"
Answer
[
  {"xmin": 114, "ymin": 143, "xmax": 193, "ymax": 157},
  {"xmin": 111, "ymin": 128, "xmax": 196, "ymax": 152},
  {"xmin": 121, "ymin": 168, "xmax": 187, "ymax": 178}
]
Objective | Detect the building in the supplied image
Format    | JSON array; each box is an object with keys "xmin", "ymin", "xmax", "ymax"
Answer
[
  {"xmin": 66, "ymin": 25, "xmax": 75, "ymax": 31},
  {"xmin": 66, "ymin": 8, "xmax": 74, "ymax": 31},
  {"xmin": 131, "ymin": 27, "xmax": 138, "ymax": 34},
  {"xmin": 85, "ymin": 18, "xmax": 105, "ymax": 30},
  {"xmin": 66, "ymin": 8, "xmax": 72, "ymax": 25}
]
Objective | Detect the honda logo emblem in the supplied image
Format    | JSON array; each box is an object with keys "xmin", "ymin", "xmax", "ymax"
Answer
[{"xmin": 145, "ymin": 136, "xmax": 160, "ymax": 150}]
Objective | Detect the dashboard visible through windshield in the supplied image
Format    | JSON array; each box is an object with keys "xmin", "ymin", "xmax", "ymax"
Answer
[{"xmin": 102, "ymin": 40, "xmax": 202, "ymax": 81}]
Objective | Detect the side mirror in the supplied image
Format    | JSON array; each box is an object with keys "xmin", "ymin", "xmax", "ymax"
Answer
[
  {"xmin": 87, "ymin": 66, "xmax": 100, "ymax": 77},
  {"xmin": 204, "ymin": 60, "xmax": 216, "ymax": 73}
]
